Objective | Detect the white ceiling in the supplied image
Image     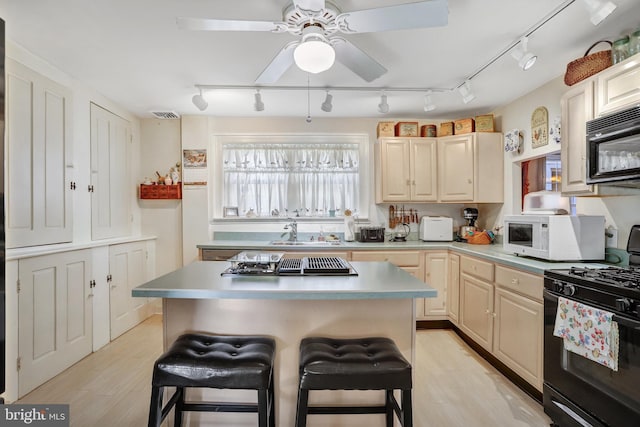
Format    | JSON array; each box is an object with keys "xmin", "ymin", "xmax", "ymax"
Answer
[{"xmin": 1, "ymin": 0, "xmax": 639, "ymax": 119}]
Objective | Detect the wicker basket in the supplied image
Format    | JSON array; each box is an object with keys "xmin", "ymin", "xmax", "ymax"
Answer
[{"xmin": 564, "ymin": 41, "xmax": 612, "ymax": 86}]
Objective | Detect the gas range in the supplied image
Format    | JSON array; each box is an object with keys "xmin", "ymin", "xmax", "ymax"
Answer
[{"xmin": 221, "ymin": 251, "xmax": 358, "ymax": 276}]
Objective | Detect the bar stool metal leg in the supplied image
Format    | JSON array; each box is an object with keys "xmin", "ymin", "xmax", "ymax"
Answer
[
  {"xmin": 385, "ymin": 390, "xmax": 394, "ymax": 427},
  {"xmin": 295, "ymin": 388, "xmax": 309, "ymax": 427},
  {"xmin": 402, "ymin": 389, "xmax": 413, "ymax": 427}
]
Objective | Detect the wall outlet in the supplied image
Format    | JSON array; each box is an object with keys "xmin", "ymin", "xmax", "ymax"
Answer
[{"xmin": 605, "ymin": 227, "xmax": 618, "ymax": 248}]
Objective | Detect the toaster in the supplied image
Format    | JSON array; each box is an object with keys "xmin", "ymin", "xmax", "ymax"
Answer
[
  {"xmin": 358, "ymin": 226, "xmax": 385, "ymax": 242},
  {"xmin": 420, "ymin": 216, "xmax": 453, "ymax": 241}
]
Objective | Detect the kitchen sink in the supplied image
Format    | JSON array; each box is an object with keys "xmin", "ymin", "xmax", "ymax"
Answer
[{"xmin": 269, "ymin": 240, "xmax": 342, "ymax": 246}]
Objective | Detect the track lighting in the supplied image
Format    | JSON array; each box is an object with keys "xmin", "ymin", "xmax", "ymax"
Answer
[
  {"xmin": 423, "ymin": 92, "xmax": 436, "ymax": 112},
  {"xmin": 321, "ymin": 91, "xmax": 333, "ymax": 112},
  {"xmin": 582, "ymin": 0, "xmax": 617, "ymax": 25},
  {"xmin": 254, "ymin": 90, "xmax": 264, "ymax": 112},
  {"xmin": 378, "ymin": 93, "xmax": 389, "ymax": 113},
  {"xmin": 294, "ymin": 26, "xmax": 336, "ymax": 74},
  {"xmin": 191, "ymin": 88, "xmax": 208, "ymax": 111},
  {"xmin": 458, "ymin": 80, "xmax": 475, "ymax": 104},
  {"xmin": 511, "ymin": 37, "xmax": 537, "ymax": 71}
]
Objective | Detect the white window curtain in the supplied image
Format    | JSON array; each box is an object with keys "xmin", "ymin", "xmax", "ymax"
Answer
[{"xmin": 223, "ymin": 143, "xmax": 359, "ymax": 217}]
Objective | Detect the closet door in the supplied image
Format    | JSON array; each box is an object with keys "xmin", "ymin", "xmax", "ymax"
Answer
[
  {"xmin": 90, "ymin": 103, "xmax": 131, "ymax": 240},
  {"xmin": 6, "ymin": 59, "xmax": 72, "ymax": 248}
]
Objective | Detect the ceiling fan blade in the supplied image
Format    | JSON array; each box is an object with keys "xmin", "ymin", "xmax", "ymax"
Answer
[
  {"xmin": 177, "ymin": 17, "xmax": 284, "ymax": 32},
  {"xmin": 333, "ymin": 38, "xmax": 387, "ymax": 82},
  {"xmin": 292, "ymin": 0, "xmax": 326, "ymax": 12},
  {"xmin": 255, "ymin": 41, "xmax": 298, "ymax": 84},
  {"xmin": 335, "ymin": 0, "xmax": 448, "ymax": 34}
]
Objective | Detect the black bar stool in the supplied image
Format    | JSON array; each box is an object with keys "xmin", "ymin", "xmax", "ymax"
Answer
[
  {"xmin": 148, "ymin": 333, "xmax": 276, "ymax": 427},
  {"xmin": 295, "ymin": 336, "xmax": 413, "ymax": 427}
]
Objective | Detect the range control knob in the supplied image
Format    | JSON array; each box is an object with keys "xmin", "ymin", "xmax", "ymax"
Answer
[
  {"xmin": 615, "ymin": 298, "xmax": 631, "ymax": 313},
  {"xmin": 562, "ymin": 284, "xmax": 576, "ymax": 296},
  {"xmin": 552, "ymin": 280, "xmax": 565, "ymax": 293}
]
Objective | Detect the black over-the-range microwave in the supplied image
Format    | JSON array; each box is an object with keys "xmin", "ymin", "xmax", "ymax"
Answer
[{"xmin": 587, "ymin": 104, "xmax": 640, "ymax": 185}]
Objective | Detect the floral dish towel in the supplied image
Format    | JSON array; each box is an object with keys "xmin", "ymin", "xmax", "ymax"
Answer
[{"xmin": 553, "ymin": 296, "xmax": 619, "ymax": 371}]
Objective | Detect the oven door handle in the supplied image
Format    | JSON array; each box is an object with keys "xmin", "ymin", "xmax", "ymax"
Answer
[{"xmin": 544, "ymin": 289, "xmax": 640, "ymax": 329}]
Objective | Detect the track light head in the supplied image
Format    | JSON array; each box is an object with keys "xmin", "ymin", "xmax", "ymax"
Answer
[
  {"xmin": 378, "ymin": 93, "xmax": 389, "ymax": 113},
  {"xmin": 458, "ymin": 81, "xmax": 475, "ymax": 104},
  {"xmin": 254, "ymin": 90, "xmax": 265, "ymax": 112},
  {"xmin": 511, "ymin": 37, "xmax": 537, "ymax": 70},
  {"xmin": 582, "ymin": 0, "xmax": 617, "ymax": 25},
  {"xmin": 423, "ymin": 92, "xmax": 436, "ymax": 112},
  {"xmin": 192, "ymin": 88, "xmax": 208, "ymax": 111},
  {"xmin": 321, "ymin": 92, "xmax": 333, "ymax": 112}
]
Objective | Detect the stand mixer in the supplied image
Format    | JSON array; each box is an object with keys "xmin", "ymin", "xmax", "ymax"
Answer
[{"xmin": 460, "ymin": 208, "xmax": 478, "ymax": 239}]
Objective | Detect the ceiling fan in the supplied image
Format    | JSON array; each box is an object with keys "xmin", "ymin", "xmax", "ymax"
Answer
[{"xmin": 177, "ymin": 0, "xmax": 448, "ymax": 84}]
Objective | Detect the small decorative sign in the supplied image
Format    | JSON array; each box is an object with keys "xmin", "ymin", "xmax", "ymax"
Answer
[
  {"xmin": 183, "ymin": 149, "xmax": 208, "ymax": 185},
  {"xmin": 531, "ymin": 106, "xmax": 549, "ymax": 148},
  {"xmin": 504, "ymin": 129, "xmax": 522, "ymax": 153},
  {"xmin": 550, "ymin": 116, "xmax": 561, "ymax": 144}
]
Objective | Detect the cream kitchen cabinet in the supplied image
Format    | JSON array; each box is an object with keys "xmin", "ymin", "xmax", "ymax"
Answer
[
  {"xmin": 596, "ymin": 53, "xmax": 640, "ymax": 117},
  {"xmin": 561, "ymin": 80, "xmax": 596, "ymax": 195},
  {"xmin": 376, "ymin": 137, "xmax": 438, "ymax": 202},
  {"xmin": 437, "ymin": 133, "xmax": 503, "ymax": 203},
  {"xmin": 459, "ymin": 255, "xmax": 495, "ymax": 351},
  {"xmin": 447, "ymin": 252, "xmax": 460, "ymax": 325},
  {"xmin": 423, "ymin": 251, "xmax": 449, "ymax": 319},
  {"xmin": 91, "ymin": 103, "xmax": 132, "ymax": 240},
  {"xmin": 6, "ymin": 59, "xmax": 73, "ymax": 248},
  {"xmin": 493, "ymin": 265, "xmax": 543, "ymax": 390},
  {"xmin": 459, "ymin": 255, "xmax": 544, "ymax": 391},
  {"xmin": 17, "ymin": 249, "xmax": 93, "ymax": 397},
  {"xmin": 109, "ymin": 240, "xmax": 155, "ymax": 340}
]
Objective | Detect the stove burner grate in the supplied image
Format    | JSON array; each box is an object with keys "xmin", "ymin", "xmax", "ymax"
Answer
[{"xmin": 566, "ymin": 266, "xmax": 640, "ymax": 289}]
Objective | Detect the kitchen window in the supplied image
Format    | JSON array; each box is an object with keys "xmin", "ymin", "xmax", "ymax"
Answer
[{"xmin": 214, "ymin": 134, "xmax": 368, "ymax": 219}]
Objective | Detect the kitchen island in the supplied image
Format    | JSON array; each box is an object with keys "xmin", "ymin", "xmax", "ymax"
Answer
[{"xmin": 133, "ymin": 260, "xmax": 435, "ymax": 427}]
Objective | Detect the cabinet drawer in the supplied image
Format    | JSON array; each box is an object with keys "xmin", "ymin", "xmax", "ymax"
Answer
[
  {"xmin": 200, "ymin": 249, "xmax": 241, "ymax": 261},
  {"xmin": 495, "ymin": 265, "xmax": 543, "ymax": 301},
  {"xmin": 351, "ymin": 251, "xmax": 421, "ymax": 267},
  {"xmin": 284, "ymin": 251, "xmax": 350, "ymax": 260},
  {"xmin": 460, "ymin": 256, "xmax": 494, "ymax": 282}
]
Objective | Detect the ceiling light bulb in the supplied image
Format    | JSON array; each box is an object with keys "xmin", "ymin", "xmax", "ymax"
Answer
[
  {"xmin": 423, "ymin": 93, "xmax": 436, "ymax": 112},
  {"xmin": 378, "ymin": 94, "xmax": 389, "ymax": 113},
  {"xmin": 582, "ymin": 0, "xmax": 617, "ymax": 25},
  {"xmin": 192, "ymin": 88, "xmax": 208, "ymax": 111},
  {"xmin": 293, "ymin": 26, "xmax": 336, "ymax": 74},
  {"xmin": 511, "ymin": 37, "xmax": 537, "ymax": 71},
  {"xmin": 321, "ymin": 92, "xmax": 333, "ymax": 112},
  {"xmin": 458, "ymin": 81, "xmax": 475, "ymax": 104},
  {"xmin": 254, "ymin": 90, "xmax": 264, "ymax": 112}
]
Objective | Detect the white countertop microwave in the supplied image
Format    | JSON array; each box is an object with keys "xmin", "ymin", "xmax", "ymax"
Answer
[{"xmin": 503, "ymin": 215, "xmax": 605, "ymax": 261}]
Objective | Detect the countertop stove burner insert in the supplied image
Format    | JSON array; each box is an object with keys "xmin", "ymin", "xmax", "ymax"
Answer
[{"xmin": 221, "ymin": 252, "xmax": 357, "ymax": 276}]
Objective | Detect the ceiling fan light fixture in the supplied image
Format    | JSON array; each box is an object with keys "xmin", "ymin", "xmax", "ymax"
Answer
[
  {"xmin": 582, "ymin": 0, "xmax": 617, "ymax": 25},
  {"xmin": 378, "ymin": 93, "xmax": 390, "ymax": 114},
  {"xmin": 458, "ymin": 80, "xmax": 475, "ymax": 104},
  {"xmin": 321, "ymin": 91, "xmax": 333, "ymax": 112},
  {"xmin": 254, "ymin": 90, "xmax": 265, "ymax": 112},
  {"xmin": 423, "ymin": 92, "xmax": 436, "ymax": 112},
  {"xmin": 192, "ymin": 88, "xmax": 208, "ymax": 111},
  {"xmin": 294, "ymin": 26, "xmax": 336, "ymax": 74},
  {"xmin": 511, "ymin": 37, "xmax": 537, "ymax": 70}
]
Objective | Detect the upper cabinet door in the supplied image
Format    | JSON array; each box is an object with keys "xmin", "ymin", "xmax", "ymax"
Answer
[
  {"xmin": 438, "ymin": 135, "xmax": 474, "ymax": 202},
  {"xmin": 90, "ymin": 103, "xmax": 132, "ymax": 240},
  {"xmin": 561, "ymin": 80, "xmax": 596, "ymax": 195},
  {"xmin": 410, "ymin": 139, "xmax": 438, "ymax": 202},
  {"xmin": 379, "ymin": 138, "xmax": 412, "ymax": 201},
  {"xmin": 6, "ymin": 59, "xmax": 73, "ymax": 248},
  {"xmin": 596, "ymin": 55, "xmax": 640, "ymax": 117}
]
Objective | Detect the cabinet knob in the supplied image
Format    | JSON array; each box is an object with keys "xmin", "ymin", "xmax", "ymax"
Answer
[
  {"xmin": 485, "ymin": 309, "xmax": 491, "ymax": 315},
  {"xmin": 467, "ymin": 179, "xmax": 472, "ymax": 184},
  {"xmin": 511, "ymin": 278, "xmax": 519, "ymax": 285}
]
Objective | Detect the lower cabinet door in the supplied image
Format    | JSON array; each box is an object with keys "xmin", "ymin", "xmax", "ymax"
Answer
[
  {"xmin": 18, "ymin": 250, "xmax": 93, "ymax": 397},
  {"xmin": 459, "ymin": 273, "xmax": 494, "ymax": 352},
  {"xmin": 493, "ymin": 288, "xmax": 543, "ymax": 390}
]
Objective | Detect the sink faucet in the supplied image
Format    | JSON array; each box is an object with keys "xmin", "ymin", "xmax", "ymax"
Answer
[{"xmin": 282, "ymin": 219, "xmax": 298, "ymax": 242}]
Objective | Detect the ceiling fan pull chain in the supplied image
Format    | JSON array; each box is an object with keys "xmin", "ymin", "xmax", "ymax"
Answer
[{"xmin": 306, "ymin": 74, "xmax": 312, "ymax": 123}]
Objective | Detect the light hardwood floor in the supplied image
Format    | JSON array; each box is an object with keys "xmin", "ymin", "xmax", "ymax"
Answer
[{"xmin": 18, "ymin": 316, "xmax": 551, "ymax": 426}]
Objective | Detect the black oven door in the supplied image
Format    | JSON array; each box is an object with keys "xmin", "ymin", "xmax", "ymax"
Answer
[
  {"xmin": 586, "ymin": 106, "xmax": 640, "ymax": 185},
  {"xmin": 544, "ymin": 290, "xmax": 640, "ymax": 427}
]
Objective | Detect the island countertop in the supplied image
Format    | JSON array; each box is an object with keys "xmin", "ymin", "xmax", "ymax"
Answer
[{"xmin": 132, "ymin": 260, "xmax": 436, "ymax": 300}]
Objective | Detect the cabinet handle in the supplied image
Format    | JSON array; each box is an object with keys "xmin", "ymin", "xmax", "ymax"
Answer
[
  {"xmin": 467, "ymin": 179, "xmax": 472, "ymax": 184},
  {"xmin": 412, "ymin": 180, "xmax": 416, "ymax": 185},
  {"xmin": 485, "ymin": 309, "xmax": 491, "ymax": 314},
  {"xmin": 492, "ymin": 312, "xmax": 497, "ymax": 318},
  {"xmin": 511, "ymin": 278, "xmax": 519, "ymax": 285},
  {"xmin": 406, "ymin": 179, "xmax": 411, "ymax": 185}
]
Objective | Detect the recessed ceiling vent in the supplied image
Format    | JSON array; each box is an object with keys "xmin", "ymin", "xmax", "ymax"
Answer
[{"xmin": 150, "ymin": 111, "xmax": 181, "ymax": 119}]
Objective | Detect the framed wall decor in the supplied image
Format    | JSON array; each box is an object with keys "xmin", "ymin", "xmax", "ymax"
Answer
[
  {"xmin": 531, "ymin": 106, "xmax": 549, "ymax": 148},
  {"xmin": 182, "ymin": 149, "xmax": 208, "ymax": 185},
  {"xmin": 223, "ymin": 207, "xmax": 239, "ymax": 217}
]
